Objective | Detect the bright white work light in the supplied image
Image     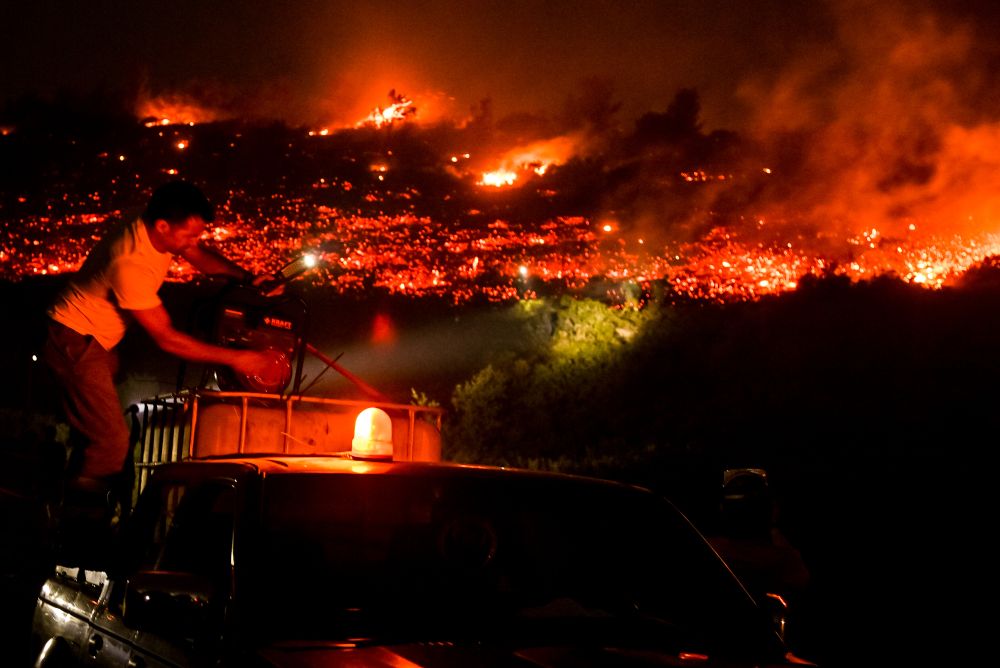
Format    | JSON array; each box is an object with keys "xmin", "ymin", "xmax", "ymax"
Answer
[{"xmin": 278, "ymin": 253, "xmax": 319, "ymax": 281}]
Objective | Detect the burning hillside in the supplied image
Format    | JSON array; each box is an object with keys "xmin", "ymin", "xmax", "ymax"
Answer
[{"xmin": 6, "ymin": 14, "xmax": 1000, "ymax": 307}]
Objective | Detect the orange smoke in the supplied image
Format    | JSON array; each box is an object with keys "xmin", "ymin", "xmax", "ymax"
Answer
[
  {"xmin": 730, "ymin": 1, "xmax": 1000, "ymax": 245},
  {"xmin": 136, "ymin": 93, "xmax": 226, "ymax": 127}
]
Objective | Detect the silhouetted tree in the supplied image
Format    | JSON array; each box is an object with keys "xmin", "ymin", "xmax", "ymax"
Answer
[{"xmin": 633, "ymin": 87, "xmax": 703, "ymax": 145}]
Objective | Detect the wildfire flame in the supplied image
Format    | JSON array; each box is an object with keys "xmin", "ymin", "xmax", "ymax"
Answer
[
  {"xmin": 478, "ymin": 169, "xmax": 518, "ymax": 187},
  {"xmin": 476, "ymin": 135, "xmax": 579, "ymax": 188},
  {"xmin": 357, "ymin": 89, "xmax": 416, "ymax": 128}
]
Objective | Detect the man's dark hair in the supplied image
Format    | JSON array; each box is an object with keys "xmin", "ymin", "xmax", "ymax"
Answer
[{"xmin": 142, "ymin": 180, "xmax": 215, "ymax": 224}]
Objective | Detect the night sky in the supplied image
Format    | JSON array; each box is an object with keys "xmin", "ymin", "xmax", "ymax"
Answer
[{"xmin": 3, "ymin": 0, "xmax": 999, "ymax": 131}]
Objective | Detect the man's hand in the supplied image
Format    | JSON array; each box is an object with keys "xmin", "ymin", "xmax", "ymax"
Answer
[
  {"xmin": 250, "ymin": 272, "xmax": 286, "ymax": 298},
  {"xmin": 130, "ymin": 305, "xmax": 291, "ymax": 390},
  {"xmin": 231, "ymin": 348, "xmax": 289, "ymax": 385}
]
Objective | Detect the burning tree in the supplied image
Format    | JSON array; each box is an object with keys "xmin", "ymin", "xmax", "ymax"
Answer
[{"xmin": 357, "ymin": 89, "xmax": 417, "ymax": 128}]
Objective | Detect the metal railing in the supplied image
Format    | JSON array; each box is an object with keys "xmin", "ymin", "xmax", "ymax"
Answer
[{"xmin": 128, "ymin": 389, "xmax": 444, "ymax": 501}]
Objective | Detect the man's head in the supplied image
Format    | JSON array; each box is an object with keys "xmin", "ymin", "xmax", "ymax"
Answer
[
  {"xmin": 143, "ymin": 180, "xmax": 215, "ymax": 225},
  {"xmin": 142, "ymin": 180, "xmax": 215, "ymax": 254}
]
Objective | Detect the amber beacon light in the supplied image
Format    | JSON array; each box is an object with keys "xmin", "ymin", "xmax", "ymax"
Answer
[{"xmin": 351, "ymin": 407, "xmax": 394, "ymax": 460}]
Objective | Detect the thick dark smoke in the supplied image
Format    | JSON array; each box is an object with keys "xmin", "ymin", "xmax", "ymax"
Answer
[
  {"xmin": 540, "ymin": 0, "xmax": 1000, "ymax": 252},
  {"xmin": 529, "ymin": 0, "xmax": 1000, "ymax": 253}
]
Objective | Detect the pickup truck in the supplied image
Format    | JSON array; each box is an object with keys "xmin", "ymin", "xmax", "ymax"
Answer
[{"xmin": 30, "ymin": 452, "xmax": 809, "ymax": 667}]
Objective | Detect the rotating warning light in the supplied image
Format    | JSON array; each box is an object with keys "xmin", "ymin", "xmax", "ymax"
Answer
[{"xmin": 351, "ymin": 407, "xmax": 394, "ymax": 460}]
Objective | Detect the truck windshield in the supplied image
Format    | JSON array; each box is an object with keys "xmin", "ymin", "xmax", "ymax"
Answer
[{"xmin": 244, "ymin": 471, "xmax": 776, "ymax": 659}]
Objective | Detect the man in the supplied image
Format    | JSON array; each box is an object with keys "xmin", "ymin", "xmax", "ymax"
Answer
[{"xmin": 42, "ymin": 180, "xmax": 281, "ymax": 496}]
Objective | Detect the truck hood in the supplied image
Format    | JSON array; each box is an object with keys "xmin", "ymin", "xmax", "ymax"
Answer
[{"xmin": 256, "ymin": 642, "xmax": 808, "ymax": 667}]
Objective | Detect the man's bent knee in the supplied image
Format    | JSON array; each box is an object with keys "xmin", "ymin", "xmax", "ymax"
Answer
[{"xmin": 76, "ymin": 420, "xmax": 130, "ymax": 480}]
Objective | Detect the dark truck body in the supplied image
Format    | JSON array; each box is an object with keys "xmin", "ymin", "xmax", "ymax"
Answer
[{"xmin": 30, "ymin": 455, "xmax": 807, "ymax": 667}]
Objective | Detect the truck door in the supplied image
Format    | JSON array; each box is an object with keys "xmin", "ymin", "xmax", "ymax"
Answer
[{"xmin": 112, "ymin": 478, "xmax": 237, "ymax": 668}]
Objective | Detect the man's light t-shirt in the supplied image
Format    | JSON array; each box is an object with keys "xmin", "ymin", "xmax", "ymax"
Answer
[{"xmin": 49, "ymin": 217, "xmax": 173, "ymax": 350}]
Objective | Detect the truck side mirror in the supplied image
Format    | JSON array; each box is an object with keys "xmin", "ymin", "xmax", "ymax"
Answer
[{"xmin": 761, "ymin": 591, "xmax": 789, "ymax": 642}]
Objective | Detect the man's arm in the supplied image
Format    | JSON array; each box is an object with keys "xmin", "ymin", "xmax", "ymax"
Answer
[
  {"xmin": 129, "ymin": 303, "xmax": 273, "ymax": 376},
  {"xmin": 179, "ymin": 243, "xmax": 251, "ymax": 282},
  {"xmin": 180, "ymin": 243, "xmax": 284, "ymax": 295}
]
